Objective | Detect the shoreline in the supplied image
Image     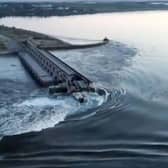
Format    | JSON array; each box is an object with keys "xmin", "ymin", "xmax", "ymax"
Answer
[
  {"xmin": 0, "ymin": 25, "xmax": 71, "ymax": 53},
  {"xmin": 0, "ymin": 2, "xmax": 168, "ymax": 18},
  {"xmin": 0, "ymin": 25, "xmax": 108, "ymax": 53},
  {"xmin": 1, "ymin": 8, "xmax": 168, "ymax": 18}
]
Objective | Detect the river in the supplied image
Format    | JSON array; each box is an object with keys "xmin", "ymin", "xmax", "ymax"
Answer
[{"xmin": 0, "ymin": 11, "xmax": 168, "ymax": 167}]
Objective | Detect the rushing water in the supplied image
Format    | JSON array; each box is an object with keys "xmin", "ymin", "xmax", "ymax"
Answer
[{"xmin": 1, "ymin": 11, "xmax": 168, "ymax": 167}]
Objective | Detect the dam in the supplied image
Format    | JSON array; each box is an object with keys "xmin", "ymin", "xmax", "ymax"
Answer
[{"xmin": 18, "ymin": 38, "xmax": 109, "ymax": 93}]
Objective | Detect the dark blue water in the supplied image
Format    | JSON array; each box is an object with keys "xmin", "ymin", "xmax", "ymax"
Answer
[{"xmin": 1, "ymin": 11, "xmax": 168, "ymax": 167}]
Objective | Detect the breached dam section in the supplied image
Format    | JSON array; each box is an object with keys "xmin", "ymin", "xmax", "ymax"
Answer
[{"xmin": 19, "ymin": 39, "xmax": 92, "ymax": 89}]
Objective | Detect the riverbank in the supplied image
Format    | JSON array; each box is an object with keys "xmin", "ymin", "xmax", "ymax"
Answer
[
  {"xmin": 0, "ymin": 25, "xmax": 108, "ymax": 53},
  {"xmin": 0, "ymin": 25, "xmax": 71, "ymax": 53},
  {"xmin": 0, "ymin": 2, "xmax": 168, "ymax": 17},
  {"xmin": 0, "ymin": 25, "xmax": 66, "ymax": 41}
]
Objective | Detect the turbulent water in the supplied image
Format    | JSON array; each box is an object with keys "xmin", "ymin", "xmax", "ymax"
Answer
[{"xmin": 1, "ymin": 11, "xmax": 168, "ymax": 167}]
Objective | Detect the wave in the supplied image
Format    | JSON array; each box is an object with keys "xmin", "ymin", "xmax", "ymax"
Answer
[{"xmin": 0, "ymin": 89, "xmax": 109, "ymax": 139}]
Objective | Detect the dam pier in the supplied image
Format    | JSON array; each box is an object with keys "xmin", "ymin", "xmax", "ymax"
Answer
[{"xmin": 18, "ymin": 37, "xmax": 109, "ymax": 94}]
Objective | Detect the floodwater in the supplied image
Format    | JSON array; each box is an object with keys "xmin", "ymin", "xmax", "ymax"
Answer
[{"xmin": 1, "ymin": 11, "xmax": 168, "ymax": 167}]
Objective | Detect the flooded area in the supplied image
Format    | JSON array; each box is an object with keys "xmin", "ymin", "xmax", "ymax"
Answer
[{"xmin": 1, "ymin": 11, "xmax": 168, "ymax": 168}]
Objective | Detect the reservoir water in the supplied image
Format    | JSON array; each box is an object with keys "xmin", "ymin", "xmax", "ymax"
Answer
[{"xmin": 1, "ymin": 11, "xmax": 168, "ymax": 167}]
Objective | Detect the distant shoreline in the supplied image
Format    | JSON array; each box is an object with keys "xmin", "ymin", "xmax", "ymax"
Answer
[{"xmin": 0, "ymin": 1, "xmax": 168, "ymax": 17}]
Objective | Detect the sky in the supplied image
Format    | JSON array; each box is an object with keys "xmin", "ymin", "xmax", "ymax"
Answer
[{"xmin": 0, "ymin": 0, "xmax": 167, "ymax": 2}]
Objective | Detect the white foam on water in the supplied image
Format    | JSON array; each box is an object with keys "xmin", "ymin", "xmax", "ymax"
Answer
[
  {"xmin": 24, "ymin": 106, "xmax": 68, "ymax": 133},
  {"xmin": 16, "ymin": 97, "xmax": 66, "ymax": 107},
  {"xmin": 0, "ymin": 92, "xmax": 107, "ymax": 137},
  {"xmin": 0, "ymin": 97, "xmax": 75, "ymax": 136}
]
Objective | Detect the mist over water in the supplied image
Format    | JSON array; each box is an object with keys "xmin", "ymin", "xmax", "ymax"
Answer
[{"xmin": 1, "ymin": 11, "xmax": 168, "ymax": 167}]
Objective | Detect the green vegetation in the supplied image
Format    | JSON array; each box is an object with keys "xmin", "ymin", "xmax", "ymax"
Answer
[
  {"xmin": 0, "ymin": 25, "xmax": 55, "ymax": 40},
  {"xmin": 0, "ymin": 25, "xmax": 51, "ymax": 52},
  {"xmin": 0, "ymin": 2, "xmax": 167, "ymax": 17},
  {"xmin": 0, "ymin": 25, "xmax": 69, "ymax": 52}
]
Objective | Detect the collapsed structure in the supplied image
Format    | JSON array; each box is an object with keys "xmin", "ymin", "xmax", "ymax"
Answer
[{"xmin": 18, "ymin": 38, "xmax": 109, "ymax": 95}]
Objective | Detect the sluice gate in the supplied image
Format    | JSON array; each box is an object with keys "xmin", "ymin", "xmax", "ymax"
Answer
[{"xmin": 19, "ymin": 40, "xmax": 92, "ymax": 93}]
